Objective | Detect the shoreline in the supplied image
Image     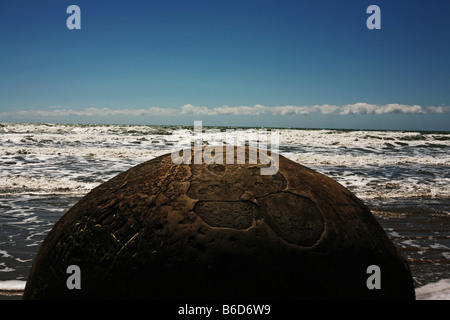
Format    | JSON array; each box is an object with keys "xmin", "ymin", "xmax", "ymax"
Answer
[
  {"xmin": 0, "ymin": 290, "xmax": 23, "ymax": 300},
  {"xmin": 2, "ymin": 279, "xmax": 450, "ymax": 300}
]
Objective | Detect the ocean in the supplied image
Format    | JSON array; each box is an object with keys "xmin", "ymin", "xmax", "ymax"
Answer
[{"xmin": 0, "ymin": 122, "xmax": 449, "ymax": 299}]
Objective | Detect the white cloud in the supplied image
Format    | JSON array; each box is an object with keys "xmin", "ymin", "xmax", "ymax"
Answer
[
  {"xmin": 312, "ymin": 104, "xmax": 339, "ymax": 114},
  {"xmin": 181, "ymin": 104, "xmax": 267, "ymax": 116},
  {"xmin": 9, "ymin": 107, "xmax": 177, "ymax": 118},
  {"xmin": 180, "ymin": 103, "xmax": 431, "ymax": 116},
  {"xmin": 1, "ymin": 103, "xmax": 448, "ymax": 120},
  {"xmin": 180, "ymin": 104, "xmax": 216, "ymax": 116},
  {"xmin": 216, "ymin": 104, "xmax": 266, "ymax": 116},
  {"xmin": 377, "ymin": 104, "xmax": 425, "ymax": 114},
  {"xmin": 339, "ymin": 103, "xmax": 426, "ymax": 115},
  {"xmin": 271, "ymin": 105, "xmax": 311, "ymax": 115},
  {"xmin": 427, "ymin": 106, "xmax": 444, "ymax": 114},
  {"xmin": 180, "ymin": 104, "xmax": 313, "ymax": 116},
  {"xmin": 426, "ymin": 105, "xmax": 450, "ymax": 114},
  {"xmin": 340, "ymin": 103, "xmax": 377, "ymax": 115}
]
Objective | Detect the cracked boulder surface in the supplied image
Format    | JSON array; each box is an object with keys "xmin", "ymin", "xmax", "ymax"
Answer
[{"xmin": 24, "ymin": 147, "xmax": 415, "ymax": 299}]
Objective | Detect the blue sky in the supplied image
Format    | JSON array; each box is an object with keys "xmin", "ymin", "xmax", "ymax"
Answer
[{"xmin": 1, "ymin": 0, "xmax": 449, "ymax": 130}]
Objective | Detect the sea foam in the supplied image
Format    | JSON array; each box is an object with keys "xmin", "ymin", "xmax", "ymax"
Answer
[{"xmin": 415, "ymin": 279, "xmax": 450, "ymax": 300}]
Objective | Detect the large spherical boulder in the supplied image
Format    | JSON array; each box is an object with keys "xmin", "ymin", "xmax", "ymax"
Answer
[{"xmin": 24, "ymin": 147, "xmax": 415, "ymax": 299}]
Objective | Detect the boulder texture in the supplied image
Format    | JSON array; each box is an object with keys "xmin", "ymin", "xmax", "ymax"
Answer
[{"xmin": 24, "ymin": 147, "xmax": 415, "ymax": 299}]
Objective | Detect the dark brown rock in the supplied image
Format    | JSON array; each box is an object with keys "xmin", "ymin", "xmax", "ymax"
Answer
[{"xmin": 24, "ymin": 147, "xmax": 415, "ymax": 299}]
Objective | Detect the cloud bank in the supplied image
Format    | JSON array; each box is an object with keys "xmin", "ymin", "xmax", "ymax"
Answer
[
  {"xmin": 1, "ymin": 103, "xmax": 448, "ymax": 119},
  {"xmin": 7, "ymin": 106, "xmax": 177, "ymax": 117},
  {"xmin": 179, "ymin": 103, "xmax": 447, "ymax": 116}
]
